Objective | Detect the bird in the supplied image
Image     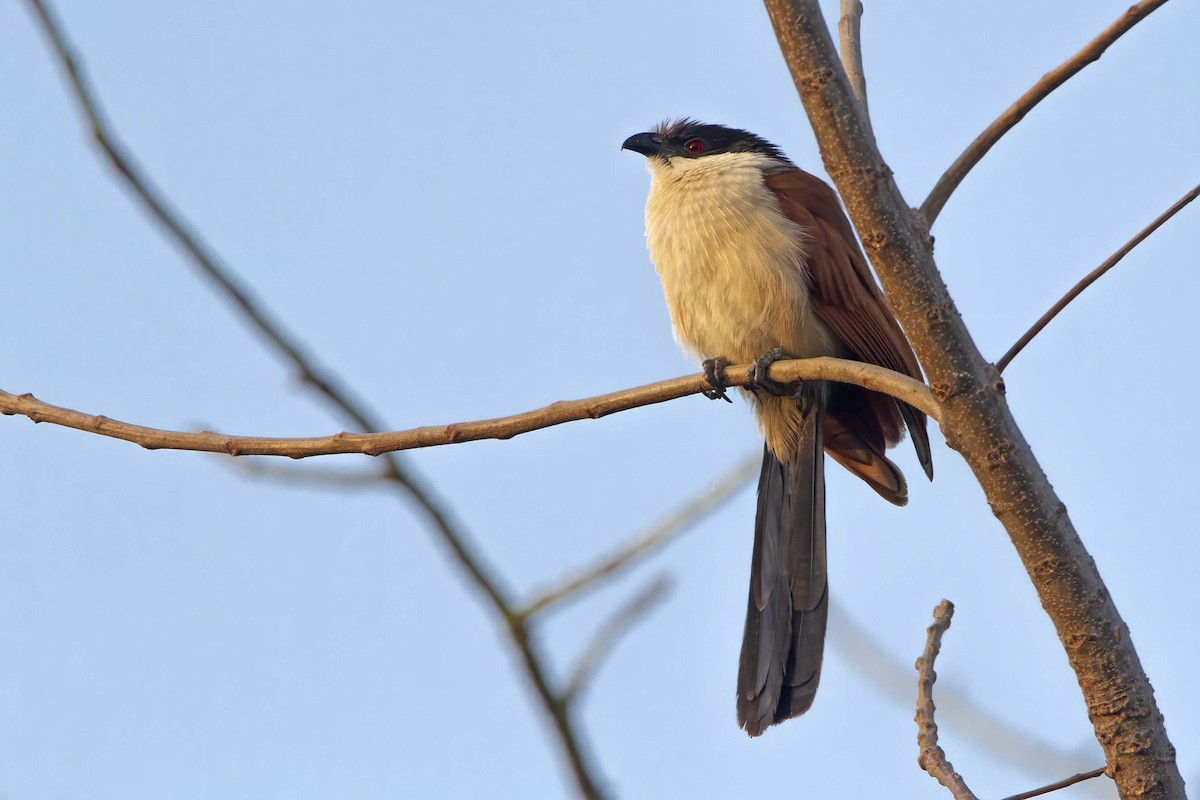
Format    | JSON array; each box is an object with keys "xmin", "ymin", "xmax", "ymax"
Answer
[{"xmin": 622, "ymin": 119, "xmax": 932, "ymax": 737}]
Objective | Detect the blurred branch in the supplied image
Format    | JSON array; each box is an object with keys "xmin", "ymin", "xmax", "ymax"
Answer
[
  {"xmin": 22, "ymin": 2, "xmax": 606, "ymax": 795},
  {"xmin": 22, "ymin": 0, "xmax": 390, "ymax": 445},
  {"xmin": 763, "ymin": 1, "xmax": 1184, "ymax": 795},
  {"xmin": 837, "ymin": 0, "xmax": 869, "ymax": 117},
  {"xmin": 920, "ymin": 0, "xmax": 1170, "ymax": 226},
  {"xmin": 519, "ymin": 454, "xmax": 759, "ymax": 619},
  {"xmin": 997, "ymin": 182, "xmax": 1199, "ymax": 372},
  {"xmin": 1000, "ymin": 768, "xmax": 1109, "ymax": 800},
  {"xmin": 221, "ymin": 458, "xmax": 390, "ymax": 490},
  {"xmin": 564, "ymin": 577, "xmax": 671, "ymax": 703},
  {"xmin": 0, "ymin": 358, "xmax": 940, "ymax": 457},
  {"xmin": 915, "ymin": 600, "xmax": 978, "ymax": 800}
]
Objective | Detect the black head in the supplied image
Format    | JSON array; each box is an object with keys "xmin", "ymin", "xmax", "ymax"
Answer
[{"xmin": 621, "ymin": 119, "xmax": 791, "ymax": 165}]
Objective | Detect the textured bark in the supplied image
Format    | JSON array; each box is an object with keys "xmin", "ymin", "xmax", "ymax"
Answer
[{"xmin": 762, "ymin": 1, "xmax": 1184, "ymax": 797}]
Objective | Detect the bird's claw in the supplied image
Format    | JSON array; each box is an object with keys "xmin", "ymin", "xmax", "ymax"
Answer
[
  {"xmin": 702, "ymin": 357, "xmax": 733, "ymax": 403},
  {"xmin": 746, "ymin": 347, "xmax": 796, "ymax": 397}
]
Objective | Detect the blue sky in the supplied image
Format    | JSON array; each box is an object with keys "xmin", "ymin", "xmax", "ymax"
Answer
[{"xmin": 2, "ymin": 1, "xmax": 1197, "ymax": 798}]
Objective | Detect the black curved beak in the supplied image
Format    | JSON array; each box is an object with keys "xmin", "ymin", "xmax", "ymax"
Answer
[{"xmin": 622, "ymin": 132, "xmax": 661, "ymax": 157}]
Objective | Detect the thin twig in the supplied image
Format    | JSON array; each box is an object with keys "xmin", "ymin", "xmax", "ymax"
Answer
[
  {"xmin": 0, "ymin": 358, "xmax": 940, "ymax": 459},
  {"xmin": 915, "ymin": 600, "xmax": 978, "ymax": 800},
  {"xmin": 1000, "ymin": 767, "xmax": 1108, "ymax": 800},
  {"xmin": 519, "ymin": 454, "xmax": 759, "ymax": 619},
  {"xmin": 913, "ymin": 602, "xmax": 1106, "ymax": 800},
  {"xmin": 22, "ymin": 3, "xmax": 606, "ymax": 795},
  {"xmin": 837, "ymin": 0, "xmax": 869, "ymax": 115},
  {"xmin": 997, "ymin": 182, "xmax": 1200, "ymax": 372},
  {"xmin": 564, "ymin": 577, "xmax": 671, "ymax": 703},
  {"xmin": 831, "ymin": 604, "xmax": 1102, "ymax": 783},
  {"xmin": 920, "ymin": 0, "xmax": 1171, "ymax": 226}
]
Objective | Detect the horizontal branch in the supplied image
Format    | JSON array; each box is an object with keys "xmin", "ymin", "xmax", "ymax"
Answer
[
  {"xmin": 0, "ymin": 357, "xmax": 940, "ymax": 459},
  {"xmin": 920, "ymin": 0, "xmax": 1170, "ymax": 226}
]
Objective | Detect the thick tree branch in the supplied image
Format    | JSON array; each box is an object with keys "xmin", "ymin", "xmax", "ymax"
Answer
[
  {"xmin": 762, "ymin": 1, "xmax": 1184, "ymax": 796},
  {"xmin": 0, "ymin": 358, "xmax": 939, "ymax": 458},
  {"xmin": 915, "ymin": 601, "xmax": 978, "ymax": 800},
  {"xmin": 921, "ymin": 0, "xmax": 1170, "ymax": 226},
  {"xmin": 997, "ymin": 182, "xmax": 1199, "ymax": 372}
]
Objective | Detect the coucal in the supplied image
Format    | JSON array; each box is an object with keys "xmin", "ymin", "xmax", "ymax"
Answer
[{"xmin": 623, "ymin": 120, "xmax": 932, "ymax": 736}]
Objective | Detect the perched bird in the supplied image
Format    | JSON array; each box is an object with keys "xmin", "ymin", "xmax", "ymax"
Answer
[{"xmin": 623, "ymin": 120, "xmax": 932, "ymax": 736}]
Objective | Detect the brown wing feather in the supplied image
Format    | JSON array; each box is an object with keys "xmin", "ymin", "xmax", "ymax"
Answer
[{"xmin": 764, "ymin": 168, "xmax": 933, "ymax": 482}]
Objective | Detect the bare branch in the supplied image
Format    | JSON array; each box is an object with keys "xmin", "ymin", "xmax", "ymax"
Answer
[
  {"xmin": 831, "ymin": 604, "xmax": 1102, "ymax": 782},
  {"xmin": 920, "ymin": 0, "xmax": 1170, "ymax": 226},
  {"xmin": 22, "ymin": 2, "xmax": 607, "ymax": 794},
  {"xmin": 519, "ymin": 454, "xmax": 758, "ymax": 619},
  {"xmin": 23, "ymin": 0, "xmax": 390, "ymax": 446},
  {"xmin": 0, "ymin": 358, "xmax": 940, "ymax": 458},
  {"xmin": 1000, "ymin": 767, "xmax": 1109, "ymax": 800},
  {"xmin": 915, "ymin": 600, "xmax": 978, "ymax": 800},
  {"xmin": 564, "ymin": 577, "xmax": 671, "ymax": 703},
  {"xmin": 997, "ymin": 182, "xmax": 1199, "ymax": 372},
  {"xmin": 762, "ymin": 1, "xmax": 1184, "ymax": 795},
  {"xmin": 837, "ymin": 0, "xmax": 869, "ymax": 115}
]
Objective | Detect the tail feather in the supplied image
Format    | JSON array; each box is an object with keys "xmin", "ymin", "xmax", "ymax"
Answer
[{"xmin": 737, "ymin": 388, "xmax": 828, "ymax": 736}]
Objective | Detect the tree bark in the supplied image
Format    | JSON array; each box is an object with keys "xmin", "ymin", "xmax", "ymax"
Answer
[{"xmin": 762, "ymin": 1, "xmax": 1184, "ymax": 797}]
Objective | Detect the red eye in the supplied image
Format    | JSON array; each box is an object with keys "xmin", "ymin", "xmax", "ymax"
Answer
[{"xmin": 685, "ymin": 139, "xmax": 704, "ymax": 153}]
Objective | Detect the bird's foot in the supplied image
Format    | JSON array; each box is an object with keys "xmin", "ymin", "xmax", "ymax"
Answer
[
  {"xmin": 701, "ymin": 357, "xmax": 733, "ymax": 403},
  {"xmin": 746, "ymin": 347, "xmax": 797, "ymax": 398}
]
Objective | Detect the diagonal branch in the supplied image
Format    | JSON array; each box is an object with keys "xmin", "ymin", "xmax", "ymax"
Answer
[
  {"xmin": 1000, "ymin": 768, "xmax": 1109, "ymax": 800},
  {"xmin": 762, "ymin": 1, "xmax": 1185, "ymax": 796},
  {"xmin": 519, "ymin": 454, "xmax": 758, "ymax": 619},
  {"xmin": 22, "ymin": 2, "xmax": 606, "ymax": 795},
  {"xmin": 563, "ymin": 577, "xmax": 671, "ymax": 703},
  {"xmin": 997, "ymin": 182, "xmax": 1199, "ymax": 372},
  {"xmin": 920, "ymin": 0, "xmax": 1171, "ymax": 226},
  {"xmin": 23, "ymin": 0, "xmax": 389, "ymax": 445},
  {"xmin": 0, "ymin": 358, "xmax": 940, "ymax": 458}
]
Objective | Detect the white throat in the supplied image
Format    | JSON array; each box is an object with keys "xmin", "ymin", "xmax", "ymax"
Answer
[{"xmin": 642, "ymin": 152, "xmax": 832, "ymax": 364}]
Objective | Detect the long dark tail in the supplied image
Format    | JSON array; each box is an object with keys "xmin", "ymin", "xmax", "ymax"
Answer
[{"xmin": 736, "ymin": 391, "xmax": 828, "ymax": 737}]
